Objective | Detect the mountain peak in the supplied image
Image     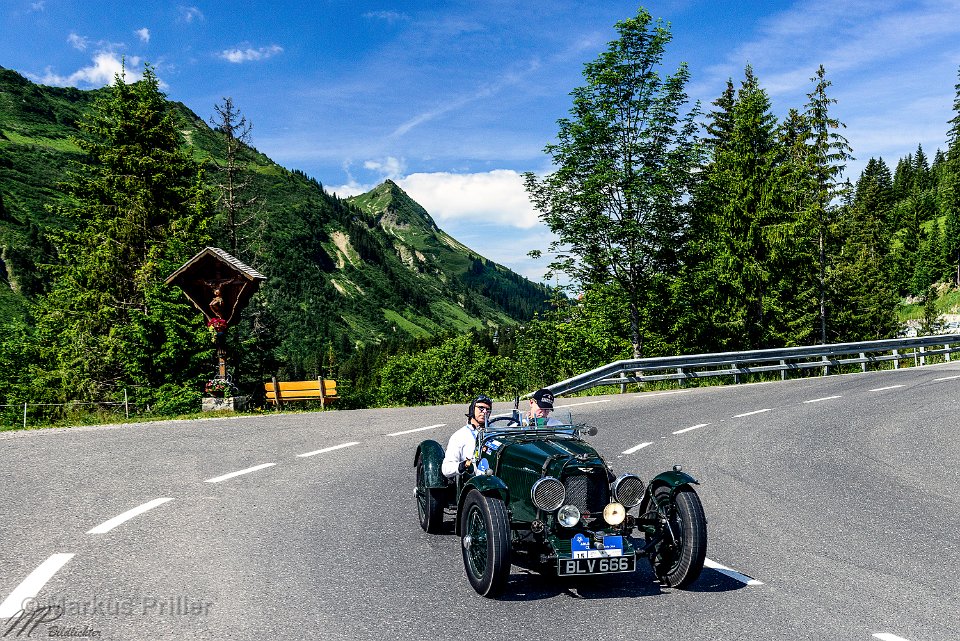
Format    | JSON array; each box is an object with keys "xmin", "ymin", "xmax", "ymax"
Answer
[{"xmin": 348, "ymin": 180, "xmax": 439, "ymax": 233}]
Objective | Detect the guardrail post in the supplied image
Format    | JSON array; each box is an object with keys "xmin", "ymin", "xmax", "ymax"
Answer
[
  {"xmin": 860, "ymin": 352, "xmax": 867, "ymax": 373},
  {"xmin": 619, "ymin": 371, "xmax": 627, "ymax": 394},
  {"xmin": 919, "ymin": 346, "xmax": 926, "ymax": 366},
  {"xmin": 947, "ymin": 344, "xmax": 952, "ymax": 362},
  {"xmin": 23, "ymin": 402, "xmax": 27, "ymax": 430},
  {"xmin": 780, "ymin": 360, "xmax": 786, "ymax": 380},
  {"xmin": 677, "ymin": 367, "xmax": 685, "ymax": 387},
  {"xmin": 893, "ymin": 349, "xmax": 900, "ymax": 369},
  {"xmin": 734, "ymin": 363, "xmax": 741, "ymax": 384},
  {"xmin": 124, "ymin": 389, "xmax": 129, "ymax": 419},
  {"xmin": 913, "ymin": 349, "xmax": 919, "ymax": 367},
  {"xmin": 822, "ymin": 355, "xmax": 830, "ymax": 376}
]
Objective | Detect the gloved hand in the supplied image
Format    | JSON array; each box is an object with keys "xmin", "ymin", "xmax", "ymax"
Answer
[{"xmin": 458, "ymin": 459, "xmax": 473, "ymax": 474}]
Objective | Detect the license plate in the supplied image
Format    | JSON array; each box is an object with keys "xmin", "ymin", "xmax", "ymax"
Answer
[{"xmin": 557, "ymin": 554, "xmax": 635, "ymax": 576}]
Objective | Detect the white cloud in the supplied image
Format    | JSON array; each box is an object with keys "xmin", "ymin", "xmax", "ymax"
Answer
[
  {"xmin": 67, "ymin": 32, "xmax": 88, "ymax": 50},
  {"xmin": 218, "ymin": 44, "xmax": 283, "ymax": 63},
  {"xmin": 363, "ymin": 11, "xmax": 409, "ymax": 23},
  {"xmin": 397, "ymin": 170, "xmax": 540, "ymax": 229},
  {"xmin": 30, "ymin": 1, "xmax": 45, "ymax": 11},
  {"xmin": 38, "ymin": 52, "xmax": 142, "ymax": 87},
  {"xmin": 135, "ymin": 28, "xmax": 150, "ymax": 43},
  {"xmin": 363, "ymin": 156, "xmax": 405, "ymax": 178},
  {"xmin": 179, "ymin": 6, "xmax": 204, "ymax": 23}
]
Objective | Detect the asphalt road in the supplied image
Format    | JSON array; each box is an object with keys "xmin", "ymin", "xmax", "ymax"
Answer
[{"xmin": 1, "ymin": 362, "xmax": 958, "ymax": 640}]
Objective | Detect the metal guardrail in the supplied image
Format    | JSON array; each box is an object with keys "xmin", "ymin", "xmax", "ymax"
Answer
[{"xmin": 547, "ymin": 335, "xmax": 960, "ymax": 397}]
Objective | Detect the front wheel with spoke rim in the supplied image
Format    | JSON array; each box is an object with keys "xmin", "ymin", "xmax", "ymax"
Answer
[
  {"xmin": 647, "ymin": 485, "xmax": 707, "ymax": 588},
  {"xmin": 460, "ymin": 491, "xmax": 510, "ymax": 597}
]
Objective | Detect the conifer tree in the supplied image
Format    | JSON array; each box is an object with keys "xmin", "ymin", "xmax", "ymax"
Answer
[
  {"xmin": 802, "ymin": 65, "xmax": 853, "ymax": 343},
  {"xmin": 32, "ymin": 65, "xmax": 213, "ymax": 409},
  {"xmin": 524, "ymin": 8, "xmax": 701, "ymax": 358}
]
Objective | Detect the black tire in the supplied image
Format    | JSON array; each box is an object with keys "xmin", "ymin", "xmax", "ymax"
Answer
[
  {"xmin": 647, "ymin": 485, "xmax": 707, "ymax": 588},
  {"xmin": 460, "ymin": 491, "xmax": 511, "ymax": 597},
  {"xmin": 416, "ymin": 457, "xmax": 444, "ymax": 534}
]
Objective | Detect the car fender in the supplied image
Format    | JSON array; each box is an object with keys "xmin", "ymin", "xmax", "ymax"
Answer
[
  {"xmin": 455, "ymin": 475, "xmax": 510, "ymax": 536},
  {"xmin": 415, "ymin": 439, "xmax": 446, "ymax": 489},
  {"xmin": 642, "ymin": 470, "xmax": 699, "ymax": 509}
]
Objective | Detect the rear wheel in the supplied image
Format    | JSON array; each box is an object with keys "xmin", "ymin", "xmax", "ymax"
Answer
[
  {"xmin": 647, "ymin": 485, "xmax": 707, "ymax": 588},
  {"xmin": 416, "ymin": 457, "xmax": 444, "ymax": 533},
  {"xmin": 460, "ymin": 491, "xmax": 511, "ymax": 597}
]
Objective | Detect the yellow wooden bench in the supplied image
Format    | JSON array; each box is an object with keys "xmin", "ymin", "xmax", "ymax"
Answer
[{"xmin": 264, "ymin": 377, "xmax": 338, "ymax": 408}]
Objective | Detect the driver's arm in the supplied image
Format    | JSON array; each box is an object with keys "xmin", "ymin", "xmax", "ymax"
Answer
[{"xmin": 441, "ymin": 429, "xmax": 474, "ymax": 478}]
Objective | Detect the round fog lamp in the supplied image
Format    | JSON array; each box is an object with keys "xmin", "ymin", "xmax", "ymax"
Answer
[
  {"xmin": 603, "ymin": 502, "xmax": 626, "ymax": 526},
  {"xmin": 557, "ymin": 504, "xmax": 581, "ymax": 527}
]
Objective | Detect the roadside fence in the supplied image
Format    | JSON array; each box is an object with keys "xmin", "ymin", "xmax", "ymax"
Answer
[
  {"xmin": 547, "ymin": 335, "xmax": 960, "ymax": 397},
  {"xmin": 1, "ymin": 390, "xmax": 133, "ymax": 430}
]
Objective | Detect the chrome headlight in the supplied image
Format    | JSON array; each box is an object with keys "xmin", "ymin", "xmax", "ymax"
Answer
[
  {"xmin": 531, "ymin": 477, "xmax": 565, "ymax": 512},
  {"xmin": 612, "ymin": 474, "xmax": 645, "ymax": 509},
  {"xmin": 557, "ymin": 504, "xmax": 581, "ymax": 527}
]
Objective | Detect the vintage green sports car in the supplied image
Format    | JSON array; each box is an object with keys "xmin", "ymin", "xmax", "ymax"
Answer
[{"xmin": 414, "ymin": 409, "xmax": 707, "ymax": 597}]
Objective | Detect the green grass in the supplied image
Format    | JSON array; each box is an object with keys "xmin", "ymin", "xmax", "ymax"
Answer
[{"xmin": 0, "ymin": 130, "xmax": 81, "ymax": 152}]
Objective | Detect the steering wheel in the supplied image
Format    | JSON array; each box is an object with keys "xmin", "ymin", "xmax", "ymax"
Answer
[{"xmin": 486, "ymin": 415, "xmax": 521, "ymax": 427}]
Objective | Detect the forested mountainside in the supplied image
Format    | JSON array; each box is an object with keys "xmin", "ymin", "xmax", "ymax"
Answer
[{"xmin": 0, "ymin": 66, "xmax": 551, "ymax": 382}]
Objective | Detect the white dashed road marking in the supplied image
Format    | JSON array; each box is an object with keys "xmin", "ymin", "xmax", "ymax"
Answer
[
  {"xmin": 703, "ymin": 558, "xmax": 763, "ymax": 586},
  {"xmin": 558, "ymin": 399, "xmax": 611, "ymax": 407},
  {"xmin": 673, "ymin": 423, "xmax": 709, "ymax": 435},
  {"xmin": 803, "ymin": 395, "xmax": 842, "ymax": 403},
  {"xmin": 872, "ymin": 633, "xmax": 911, "ymax": 641},
  {"xmin": 933, "ymin": 374, "xmax": 960, "ymax": 381},
  {"xmin": 86, "ymin": 498, "xmax": 173, "ymax": 534},
  {"xmin": 622, "ymin": 442, "xmax": 653, "ymax": 455},
  {"xmin": 387, "ymin": 424, "xmax": 445, "ymax": 437},
  {"xmin": 205, "ymin": 463, "xmax": 276, "ymax": 483},
  {"xmin": 870, "ymin": 385, "xmax": 904, "ymax": 392},
  {"xmin": 0, "ymin": 553, "xmax": 75, "ymax": 618},
  {"xmin": 296, "ymin": 442, "xmax": 360, "ymax": 458},
  {"xmin": 733, "ymin": 409, "xmax": 772, "ymax": 418}
]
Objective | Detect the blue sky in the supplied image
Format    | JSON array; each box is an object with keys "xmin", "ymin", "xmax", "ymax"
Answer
[{"xmin": 3, "ymin": 1, "xmax": 960, "ymax": 283}]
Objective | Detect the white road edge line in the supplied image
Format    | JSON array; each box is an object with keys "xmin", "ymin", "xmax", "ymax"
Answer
[
  {"xmin": 872, "ymin": 633, "xmax": 912, "ymax": 641},
  {"xmin": 870, "ymin": 385, "xmax": 905, "ymax": 392},
  {"xmin": 733, "ymin": 409, "xmax": 772, "ymax": 418},
  {"xmin": 388, "ymin": 424, "xmax": 445, "ymax": 437},
  {"xmin": 634, "ymin": 390, "xmax": 691, "ymax": 398},
  {"xmin": 558, "ymin": 399, "xmax": 611, "ymax": 407},
  {"xmin": 622, "ymin": 442, "xmax": 653, "ymax": 455},
  {"xmin": 703, "ymin": 558, "xmax": 764, "ymax": 586},
  {"xmin": 673, "ymin": 423, "xmax": 709, "ymax": 435},
  {"xmin": 204, "ymin": 463, "xmax": 276, "ymax": 483},
  {"xmin": 933, "ymin": 374, "xmax": 960, "ymax": 381},
  {"xmin": 803, "ymin": 395, "xmax": 842, "ymax": 404},
  {"xmin": 0, "ymin": 553, "xmax": 75, "ymax": 618},
  {"xmin": 297, "ymin": 442, "xmax": 360, "ymax": 458},
  {"xmin": 87, "ymin": 498, "xmax": 173, "ymax": 534}
]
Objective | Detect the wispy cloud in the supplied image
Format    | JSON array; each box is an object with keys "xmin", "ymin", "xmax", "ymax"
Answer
[
  {"xmin": 390, "ymin": 58, "xmax": 542, "ymax": 138},
  {"xmin": 29, "ymin": 1, "xmax": 45, "ymax": 11},
  {"xmin": 218, "ymin": 44, "xmax": 283, "ymax": 63},
  {"xmin": 178, "ymin": 6, "xmax": 204, "ymax": 23},
  {"xmin": 37, "ymin": 51, "xmax": 142, "ymax": 87},
  {"xmin": 135, "ymin": 28, "xmax": 150, "ymax": 44},
  {"xmin": 67, "ymin": 32, "xmax": 88, "ymax": 51},
  {"xmin": 363, "ymin": 11, "xmax": 409, "ymax": 23}
]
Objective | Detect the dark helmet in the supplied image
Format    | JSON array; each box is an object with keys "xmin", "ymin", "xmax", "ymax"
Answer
[{"xmin": 466, "ymin": 394, "xmax": 494, "ymax": 419}]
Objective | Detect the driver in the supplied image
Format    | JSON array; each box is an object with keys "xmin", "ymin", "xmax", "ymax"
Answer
[
  {"xmin": 441, "ymin": 394, "xmax": 493, "ymax": 478},
  {"xmin": 524, "ymin": 388, "xmax": 564, "ymax": 427}
]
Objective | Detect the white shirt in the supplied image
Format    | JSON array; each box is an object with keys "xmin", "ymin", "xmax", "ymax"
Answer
[{"xmin": 442, "ymin": 423, "xmax": 478, "ymax": 478}]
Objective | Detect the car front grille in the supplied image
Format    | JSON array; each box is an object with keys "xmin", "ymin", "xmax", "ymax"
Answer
[{"xmin": 563, "ymin": 471, "xmax": 609, "ymax": 513}]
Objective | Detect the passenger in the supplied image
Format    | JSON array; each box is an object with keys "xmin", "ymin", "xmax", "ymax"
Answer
[
  {"xmin": 441, "ymin": 394, "xmax": 493, "ymax": 478},
  {"xmin": 525, "ymin": 388, "xmax": 564, "ymax": 427}
]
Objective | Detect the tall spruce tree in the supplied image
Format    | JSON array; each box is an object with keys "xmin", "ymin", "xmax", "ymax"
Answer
[
  {"xmin": 827, "ymin": 158, "xmax": 900, "ymax": 340},
  {"xmin": 32, "ymin": 65, "xmax": 213, "ymax": 409},
  {"xmin": 524, "ymin": 7, "xmax": 701, "ymax": 358},
  {"xmin": 802, "ymin": 65, "xmax": 853, "ymax": 344}
]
